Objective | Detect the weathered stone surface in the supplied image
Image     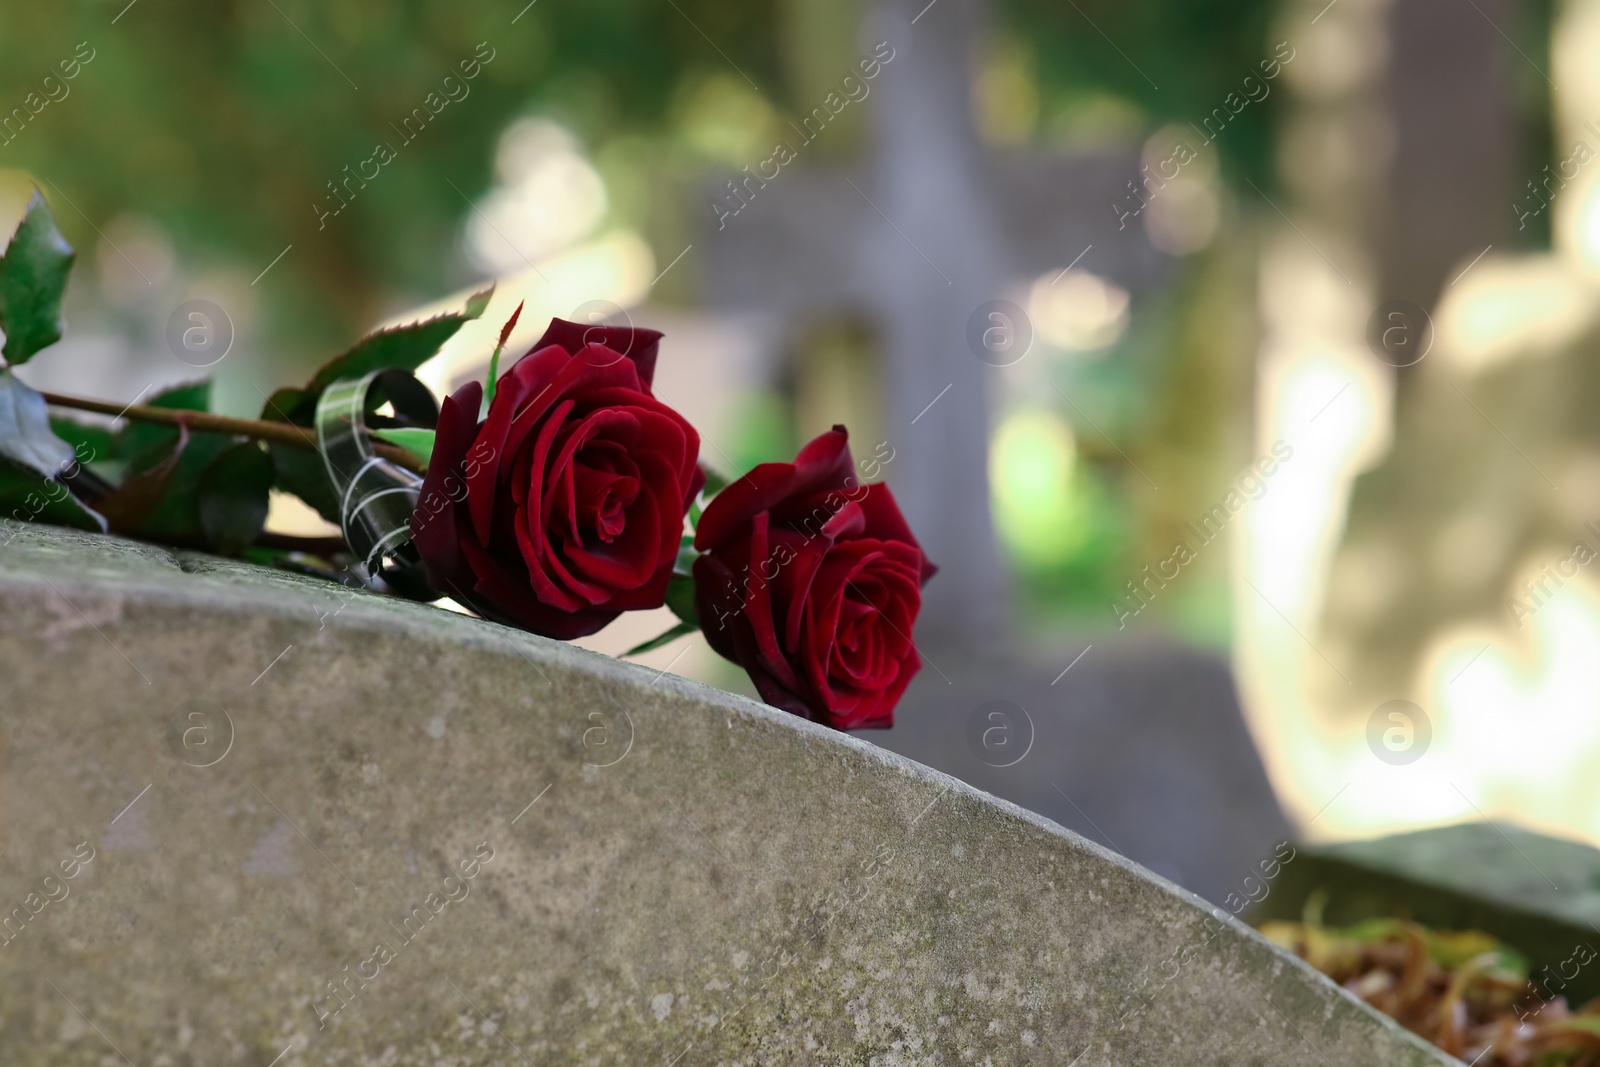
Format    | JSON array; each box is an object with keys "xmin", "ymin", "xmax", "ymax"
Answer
[
  {"xmin": 873, "ymin": 642, "xmax": 1293, "ymax": 906},
  {"xmin": 0, "ymin": 520, "xmax": 1451, "ymax": 1065}
]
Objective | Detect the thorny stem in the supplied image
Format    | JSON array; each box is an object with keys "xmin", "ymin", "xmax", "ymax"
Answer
[{"xmin": 42, "ymin": 390, "xmax": 426, "ymax": 475}]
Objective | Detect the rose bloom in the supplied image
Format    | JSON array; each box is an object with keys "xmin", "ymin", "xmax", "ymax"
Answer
[
  {"xmin": 412, "ymin": 317, "xmax": 702, "ymax": 639},
  {"xmin": 693, "ymin": 427, "xmax": 934, "ymax": 730}
]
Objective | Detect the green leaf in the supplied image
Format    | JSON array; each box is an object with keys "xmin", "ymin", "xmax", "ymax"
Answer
[
  {"xmin": 303, "ymin": 292, "xmax": 489, "ymax": 395},
  {"xmin": 197, "ymin": 442, "xmax": 274, "ymax": 555},
  {"xmin": 0, "ymin": 373, "xmax": 106, "ymax": 533},
  {"xmin": 258, "ymin": 385, "xmax": 303, "ymax": 425},
  {"xmin": 49, "ymin": 416, "xmax": 112, "ymax": 463},
  {"xmin": 112, "ymin": 379, "xmax": 211, "ymax": 462},
  {"xmin": 103, "ymin": 380, "xmax": 240, "ymax": 543},
  {"xmin": 370, "ymin": 427, "xmax": 435, "ymax": 468},
  {"xmin": 262, "ymin": 286, "xmax": 493, "ymax": 427},
  {"xmin": 674, "ymin": 535, "xmax": 696, "ymax": 577},
  {"xmin": 261, "ymin": 376, "xmax": 342, "ymax": 525},
  {"xmin": 133, "ymin": 430, "xmax": 237, "ymax": 542},
  {"xmin": 461, "ymin": 286, "xmax": 494, "ymax": 320},
  {"xmin": 258, "ymin": 289, "xmax": 490, "ymax": 522},
  {"xmin": 623, "ymin": 620, "xmax": 697, "ymax": 657},
  {"xmin": 97, "ymin": 425, "xmax": 191, "ymax": 534},
  {"xmin": 667, "ymin": 543, "xmax": 701, "ymax": 623},
  {"xmin": 665, "ymin": 572, "xmax": 698, "ymax": 627},
  {"xmin": 0, "ymin": 368, "xmax": 76, "ymax": 477},
  {"xmin": 0, "ymin": 456, "xmax": 104, "ymax": 532},
  {"xmin": 689, "ymin": 465, "xmax": 732, "ymax": 528},
  {"xmin": 50, "ymin": 416, "xmax": 123, "ymax": 484},
  {"xmin": 267, "ymin": 443, "xmax": 340, "ymax": 525},
  {"xmin": 700, "ymin": 465, "xmax": 730, "ymax": 497},
  {"xmin": 0, "ymin": 191, "xmax": 74, "ymax": 365}
]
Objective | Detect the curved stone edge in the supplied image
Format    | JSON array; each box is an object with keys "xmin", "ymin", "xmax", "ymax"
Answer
[{"xmin": 0, "ymin": 519, "xmax": 1456, "ymax": 1064}]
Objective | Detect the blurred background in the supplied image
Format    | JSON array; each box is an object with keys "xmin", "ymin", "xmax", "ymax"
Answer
[{"xmin": 4, "ymin": 0, "xmax": 1595, "ymax": 906}]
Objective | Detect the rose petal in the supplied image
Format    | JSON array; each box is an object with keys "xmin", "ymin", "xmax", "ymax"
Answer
[
  {"xmin": 528, "ymin": 316, "xmax": 664, "ymax": 387},
  {"xmin": 412, "ymin": 381, "xmax": 482, "ymax": 586},
  {"xmin": 695, "ymin": 427, "xmax": 854, "ymax": 552}
]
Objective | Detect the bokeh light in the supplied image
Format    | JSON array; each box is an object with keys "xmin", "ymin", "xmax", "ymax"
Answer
[
  {"xmin": 989, "ymin": 407, "xmax": 1084, "ymax": 567},
  {"xmin": 1027, "ymin": 269, "xmax": 1130, "ymax": 352},
  {"xmin": 465, "ymin": 118, "xmax": 609, "ymax": 275}
]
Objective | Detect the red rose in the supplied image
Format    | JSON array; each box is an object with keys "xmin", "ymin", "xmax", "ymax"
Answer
[
  {"xmin": 412, "ymin": 317, "xmax": 702, "ymax": 639},
  {"xmin": 693, "ymin": 427, "xmax": 934, "ymax": 730}
]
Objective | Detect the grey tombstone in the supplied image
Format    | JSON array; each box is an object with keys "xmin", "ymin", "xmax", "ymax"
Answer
[
  {"xmin": 0, "ymin": 518, "xmax": 1452, "ymax": 1064},
  {"xmin": 870, "ymin": 639, "xmax": 1296, "ymax": 908}
]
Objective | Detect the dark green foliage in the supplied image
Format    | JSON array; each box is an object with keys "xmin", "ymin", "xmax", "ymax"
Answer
[
  {"xmin": 0, "ymin": 192, "xmax": 73, "ymax": 365},
  {"xmin": 262, "ymin": 287, "xmax": 491, "ymax": 427},
  {"xmin": 48, "ymin": 415, "xmax": 112, "ymax": 466},
  {"xmin": 198, "ymin": 442, "xmax": 274, "ymax": 555},
  {"xmin": 260, "ymin": 290, "xmax": 489, "ymax": 524},
  {"xmin": 111, "ymin": 380, "xmax": 210, "ymax": 464},
  {"xmin": 265, "ymin": 442, "xmax": 341, "ymax": 528},
  {"xmin": 624, "ymin": 619, "xmax": 696, "ymax": 656},
  {"xmin": 0, "ymin": 2, "xmax": 781, "ymax": 364},
  {"xmin": 103, "ymin": 381, "xmax": 241, "ymax": 548},
  {"xmin": 999, "ymin": 0, "xmax": 1281, "ymax": 184},
  {"xmin": 665, "ymin": 573, "xmax": 698, "ymax": 628},
  {"xmin": 0, "ymin": 369, "xmax": 75, "ymax": 478},
  {"xmin": 0, "ymin": 456, "xmax": 102, "ymax": 532}
]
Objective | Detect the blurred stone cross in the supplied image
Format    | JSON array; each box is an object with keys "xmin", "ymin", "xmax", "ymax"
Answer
[{"xmin": 697, "ymin": 0, "xmax": 1167, "ymax": 648}]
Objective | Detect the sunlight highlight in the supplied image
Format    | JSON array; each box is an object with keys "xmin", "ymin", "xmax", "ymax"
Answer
[{"xmin": 989, "ymin": 407, "xmax": 1082, "ymax": 566}]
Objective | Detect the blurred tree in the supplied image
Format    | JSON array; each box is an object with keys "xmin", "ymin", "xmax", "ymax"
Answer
[
  {"xmin": 999, "ymin": 0, "xmax": 1281, "ymax": 180},
  {"xmin": 0, "ymin": 0, "xmax": 781, "ymax": 367},
  {"xmin": 0, "ymin": 0, "xmax": 1313, "ymax": 642},
  {"xmin": 0, "ymin": 0, "xmax": 1296, "ymax": 373}
]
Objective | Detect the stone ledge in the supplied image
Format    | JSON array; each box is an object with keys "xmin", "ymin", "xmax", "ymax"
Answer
[{"xmin": 0, "ymin": 520, "xmax": 1450, "ymax": 1065}]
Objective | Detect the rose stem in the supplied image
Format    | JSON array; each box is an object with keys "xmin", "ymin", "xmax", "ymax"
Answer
[{"xmin": 41, "ymin": 390, "xmax": 426, "ymax": 475}]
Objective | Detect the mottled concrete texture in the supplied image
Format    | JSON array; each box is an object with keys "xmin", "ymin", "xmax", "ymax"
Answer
[{"xmin": 0, "ymin": 520, "xmax": 1451, "ymax": 1065}]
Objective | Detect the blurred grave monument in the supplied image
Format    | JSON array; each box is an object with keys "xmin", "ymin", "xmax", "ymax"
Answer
[
  {"xmin": 694, "ymin": 0, "xmax": 1280, "ymax": 906},
  {"xmin": 697, "ymin": 0, "xmax": 1168, "ymax": 646}
]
